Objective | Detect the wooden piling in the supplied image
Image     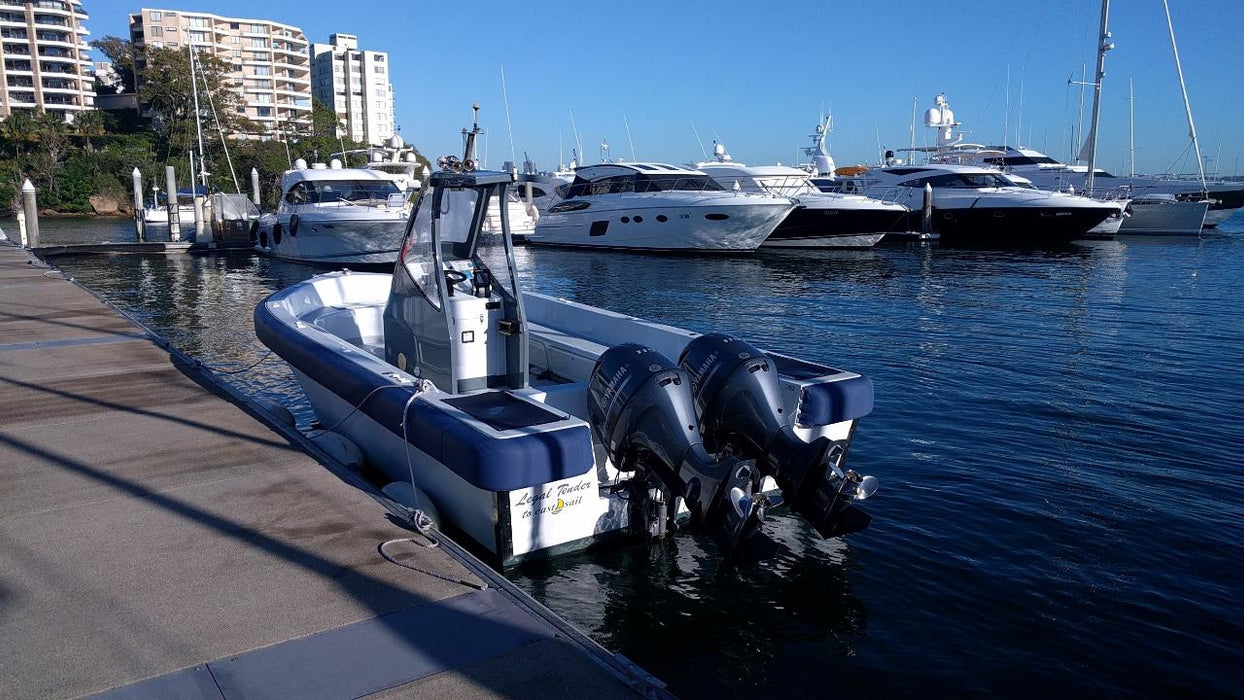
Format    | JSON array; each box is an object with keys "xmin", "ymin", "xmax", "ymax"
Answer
[
  {"xmin": 131, "ymin": 167, "xmax": 145, "ymax": 242},
  {"xmin": 165, "ymin": 165, "xmax": 181, "ymax": 241},
  {"xmin": 21, "ymin": 179, "xmax": 39, "ymax": 249}
]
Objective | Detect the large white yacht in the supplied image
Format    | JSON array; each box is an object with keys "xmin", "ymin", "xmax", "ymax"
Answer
[
  {"xmin": 827, "ymin": 162, "xmax": 1126, "ymax": 244},
  {"xmin": 254, "ymin": 160, "xmax": 410, "ymax": 265},
  {"xmin": 696, "ymin": 143, "xmax": 908, "ymax": 247},
  {"xmin": 529, "ymin": 162, "xmax": 795, "ymax": 252},
  {"xmin": 912, "ymin": 95, "xmax": 1237, "ymax": 233}
]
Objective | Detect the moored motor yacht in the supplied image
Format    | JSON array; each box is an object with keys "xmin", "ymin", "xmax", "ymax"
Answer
[
  {"xmin": 530, "ymin": 162, "xmax": 795, "ymax": 252},
  {"xmin": 913, "ymin": 94, "xmax": 1226, "ymax": 233},
  {"xmin": 825, "ymin": 162, "xmax": 1125, "ymax": 243},
  {"xmin": 254, "ymin": 159, "xmax": 410, "ymax": 265},
  {"xmin": 254, "ymin": 163, "xmax": 880, "ymax": 566},
  {"xmin": 696, "ymin": 143, "xmax": 908, "ymax": 247}
]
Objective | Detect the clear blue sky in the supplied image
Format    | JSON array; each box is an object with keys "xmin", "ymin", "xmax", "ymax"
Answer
[{"xmin": 90, "ymin": 0, "xmax": 1244, "ymax": 176}]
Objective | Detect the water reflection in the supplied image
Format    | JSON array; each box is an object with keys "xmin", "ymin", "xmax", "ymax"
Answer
[{"xmin": 42, "ymin": 219, "xmax": 1244, "ymax": 698}]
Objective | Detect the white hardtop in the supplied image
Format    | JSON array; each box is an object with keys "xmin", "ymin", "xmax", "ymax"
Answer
[
  {"xmin": 280, "ymin": 167, "xmax": 392, "ymax": 192},
  {"xmin": 875, "ymin": 162, "xmax": 1013, "ymax": 179},
  {"xmin": 574, "ymin": 162, "xmax": 706, "ymax": 179},
  {"xmin": 698, "ymin": 162, "xmax": 808, "ymax": 178}
]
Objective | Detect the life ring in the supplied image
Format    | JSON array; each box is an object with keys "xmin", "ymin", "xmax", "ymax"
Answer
[
  {"xmin": 249, "ymin": 219, "xmax": 260, "ymax": 243},
  {"xmin": 273, "ymin": 222, "xmax": 282, "ymax": 245},
  {"xmin": 289, "ymin": 213, "xmax": 299, "ymax": 237}
]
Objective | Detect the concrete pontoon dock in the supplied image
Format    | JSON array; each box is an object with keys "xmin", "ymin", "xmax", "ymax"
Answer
[{"xmin": 0, "ymin": 241, "xmax": 662, "ymax": 699}]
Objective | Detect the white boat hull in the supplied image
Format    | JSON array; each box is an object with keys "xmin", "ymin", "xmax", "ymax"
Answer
[
  {"xmin": 256, "ymin": 271, "xmax": 870, "ymax": 565},
  {"xmin": 531, "ymin": 196, "xmax": 793, "ymax": 251},
  {"xmin": 256, "ymin": 213, "xmax": 407, "ymax": 265}
]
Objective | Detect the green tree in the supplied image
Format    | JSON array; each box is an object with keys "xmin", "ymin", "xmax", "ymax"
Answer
[
  {"xmin": 73, "ymin": 109, "xmax": 110, "ymax": 154},
  {"xmin": 140, "ymin": 45, "xmax": 256, "ymax": 154},
  {"xmin": 0, "ymin": 109, "xmax": 42, "ymax": 160},
  {"xmin": 89, "ymin": 36, "xmax": 138, "ymax": 94},
  {"xmin": 310, "ymin": 98, "xmax": 344, "ymax": 139}
]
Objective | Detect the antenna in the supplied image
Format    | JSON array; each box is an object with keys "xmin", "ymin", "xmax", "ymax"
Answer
[
  {"xmin": 909, "ymin": 96, "xmax": 917, "ymax": 153},
  {"xmin": 568, "ymin": 111, "xmax": 583, "ymax": 166},
  {"xmin": 1128, "ymin": 77, "xmax": 1135, "ymax": 176},
  {"xmin": 690, "ymin": 120, "xmax": 708, "ymax": 160},
  {"xmin": 500, "ymin": 65, "xmax": 516, "ymax": 165},
  {"xmin": 623, "ymin": 115, "xmax": 636, "ymax": 161}
]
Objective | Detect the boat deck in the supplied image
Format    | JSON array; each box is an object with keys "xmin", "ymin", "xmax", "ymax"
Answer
[{"xmin": 0, "ymin": 241, "xmax": 658, "ymax": 699}]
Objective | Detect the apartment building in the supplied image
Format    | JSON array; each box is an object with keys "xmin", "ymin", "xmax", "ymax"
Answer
[
  {"xmin": 0, "ymin": 0, "xmax": 95, "ymax": 121},
  {"xmin": 310, "ymin": 33, "xmax": 393, "ymax": 146},
  {"xmin": 128, "ymin": 8, "xmax": 311, "ymax": 135}
]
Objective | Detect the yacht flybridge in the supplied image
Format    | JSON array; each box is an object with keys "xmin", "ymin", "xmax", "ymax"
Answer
[
  {"xmin": 530, "ymin": 162, "xmax": 795, "ymax": 252},
  {"xmin": 254, "ymin": 160, "xmax": 410, "ymax": 265},
  {"xmin": 696, "ymin": 142, "xmax": 909, "ymax": 248},
  {"xmin": 255, "ymin": 141, "xmax": 879, "ymax": 566},
  {"xmin": 829, "ymin": 162, "xmax": 1126, "ymax": 243}
]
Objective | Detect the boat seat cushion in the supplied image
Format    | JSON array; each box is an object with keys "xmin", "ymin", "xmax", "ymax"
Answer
[
  {"xmin": 796, "ymin": 375, "xmax": 874, "ymax": 426},
  {"xmin": 411, "ymin": 392, "xmax": 594, "ymax": 492}
]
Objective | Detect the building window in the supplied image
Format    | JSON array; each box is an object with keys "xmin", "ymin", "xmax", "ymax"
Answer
[
  {"xmin": 250, "ymin": 38, "xmax": 268, "ymax": 48},
  {"xmin": 149, "ymin": 26, "xmax": 162, "ymax": 37},
  {"xmin": 230, "ymin": 22, "xmax": 239, "ymax": 29},
  {"xmin": 189, "ymin": 31, "xmax": 207, "ymax": 43},
  {"xmin": 188, "ymin": 17, "xmax": 207, "ymax": 28},
  {"xmin": 375, "ymin": 55, "xmax": 385, "ymax": 62},
  {"xmin": 230, "ymin": 35, "xmax": 240, "ymax": 44},
  {"xmin": 373, "ymin": 88, "xmax": 385, "ymax": 97},
  {"xmin": 251, "ymin": 52, "xmax": 268, "ymax": 61},
  {"xmin": 253, "ymin": 66, "xmax": 270, "ymax": 76},
  {"xmin": 257, "ymin": 107, "xmax": 271, "ymax": 117},
  {"xmin": 149, "ymin": 11, "xmax": 162, "ymax": 21},
  {"xmin": 373, "ymin": 66, "xmax": 384, "ymax": 74}
]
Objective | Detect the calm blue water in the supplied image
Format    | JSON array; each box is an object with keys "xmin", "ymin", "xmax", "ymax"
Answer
[{"xmin": 16, "ymin": 215, "xmax": 1244, "ymax": 698}]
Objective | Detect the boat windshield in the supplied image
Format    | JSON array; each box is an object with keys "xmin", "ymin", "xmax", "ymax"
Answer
[
  {"xmin": 900, "ymin": 172, "xmax": 1017, "ymax": 189},
  {"xmin": 983, "ymin": 155, "xmax": 1063, "ymax": 167},
  {"xmin": 287, "ymin": 179, "xmax": 400, "ymax": 204},
  {"xmin": 564, "ymin": 173, "xmax": 723, "ymax": 198}
]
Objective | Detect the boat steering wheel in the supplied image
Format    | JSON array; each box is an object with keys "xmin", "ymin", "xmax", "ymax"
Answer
[{"xmin": 444, "ymin": 269, "xmax": 469, "ymax": 295}]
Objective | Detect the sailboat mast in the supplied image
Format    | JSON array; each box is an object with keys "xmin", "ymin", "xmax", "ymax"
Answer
[
  {"xmin": 188, "ymin": 43, "xmax": 207, "ymax": 190},
  {"xmin": 1161, "ymin": 0, "xmax": 1207, "ymax": 191},
  {"xmin": 1085, "ymin": 0, "xmax": 1112, "ymax": 196},
  {"xmin": 1128, "ymin": 78, "xmax": 1135, "ymax": 176}
]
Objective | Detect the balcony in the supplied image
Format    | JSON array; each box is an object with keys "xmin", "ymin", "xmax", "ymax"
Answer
[
  {"xmin": 33, "ymin": 15, "xmax": 70, "ymax": 28},
  {"xmin": 1, "ymin": 29, "xmax": 28, "ymax": 39},
  {"xmin": 4, "ymin": 43, "xmax": 30, "ymax": 55},
  {"xmin": 43, "ymin": 95, "xmax": 81, "ymax": 106},
  {"xmin": 8, "ymin": 92, "xmax": 36, "ymax": 105},
  {"xmin": 4, "ymin": 60, "xmax": 32, "ymax": 73},
  {"xmin": 39, "ymin": 62, "xmax": 78, "ymax": 74},
  {"xmin": 33, "ymin": 1, "xmax": 72, "ymax": 14},
  {"xmin": 6, "ymin": 77, "xmax": 34, "ymax": 87}
]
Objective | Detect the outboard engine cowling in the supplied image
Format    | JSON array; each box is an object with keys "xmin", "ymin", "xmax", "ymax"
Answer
[
  {"xmin": 679, "ymin": 333, "xmax": 876, "ymax": 539},
  {"xmin": 587, "ymin": 343, "xmax": 763, "ymax": 548}
]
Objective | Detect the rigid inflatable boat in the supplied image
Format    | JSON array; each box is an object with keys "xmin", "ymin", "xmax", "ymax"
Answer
[{"xmin": 256, "ymin": 165, "xmax": 879, "ymax": 566}]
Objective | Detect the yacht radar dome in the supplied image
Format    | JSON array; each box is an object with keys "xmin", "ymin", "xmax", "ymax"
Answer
[
  {"xmin": 293, "ymin": 158, "xmax": 308, "ymax": 170},
  {"xmin": 371, "ymin": 152, "xmax": 385, "ymax": 163},
  {"xmin": 713, "ymin": 140, "xmax": 732, "ymax": 162},
  {"xmin": 387, "ymin": 134, "xmax": 405, "ymax": 149},
  {"xmin": 329, "ymin": 158, "xmax": 343, "ymax": 169}
]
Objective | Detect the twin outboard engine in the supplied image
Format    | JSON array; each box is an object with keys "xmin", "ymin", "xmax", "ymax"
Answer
[
  {"xmin": 587, "ymin": 344, "xmax": 765, "ymax": 550},
  {"xmin": 678, "ymin": 333, "xmax": 877, "ymax": 539}
]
